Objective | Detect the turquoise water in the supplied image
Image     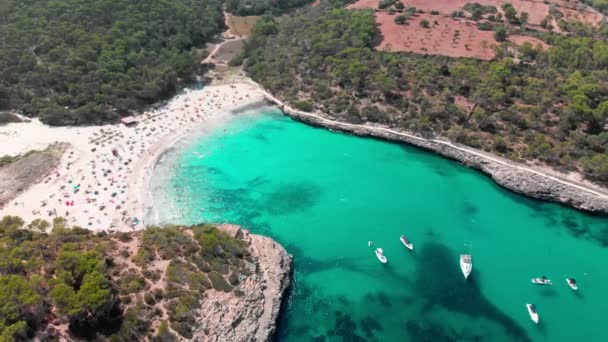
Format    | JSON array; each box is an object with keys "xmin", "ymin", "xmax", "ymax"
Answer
[{"xmin": 150, "ymin": 107, "xmax": 608, "ymax": 341}]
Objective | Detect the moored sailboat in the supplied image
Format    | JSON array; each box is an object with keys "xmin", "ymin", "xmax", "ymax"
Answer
[
  {"xmin": 531, "ymin": 276, "xmax": 552, "ymax": 285},
  {"xmin": 460, "ymin": 254, "xmax": 472, "ymax": 279},
  {"xmin": 400, "ymin": 235, "xmax": 413, "ymax": 250},
  {"xmin": 375, "ymin": 248, "xmax": 387, "ymax": 264},
  {"xmin": 526, "ymin": 304, "xmax": 539, "ymax": 324},
  {"xmin": 566, "ymin": 278, "xmax": 578, "ymax": 290}
]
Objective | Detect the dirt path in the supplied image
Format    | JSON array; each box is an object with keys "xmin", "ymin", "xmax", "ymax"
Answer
[
  {"xmin": 201, "ymin": 12, "xmax": 247, "ymax": 65},
  {"xmin": 260, "ymin": 88, "xmax": 608, "ymax": 200}
]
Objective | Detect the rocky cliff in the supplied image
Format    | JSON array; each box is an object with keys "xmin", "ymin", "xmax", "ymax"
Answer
[
  {"xmin": 269, "ymin": 99, "xmax": 608, "ymax": 215},
  {"xmin": 192, "ymin": 225, "xmax": 292, "ymax": 341}
]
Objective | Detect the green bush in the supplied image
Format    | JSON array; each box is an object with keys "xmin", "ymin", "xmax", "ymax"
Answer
[
  {"xmin": 395, "ymin": 14, "xmax": 408, "ymax": 25},
  {"xmin": 378, "ymin": 0, "xmax": 396, "ymax": 9},
  {"xmin": 477, "ymin": 22, "xmax": 494, "ymax": 31},
  {"xmin": 294, "ymin": 100, "xmax": 314, "ymax": 112},
  {"xmin": 208, "ymin": 272, "xmax": 233, "ymax": 292},
  {"xmin": 119, "ymin": 272, "xmax": 147, "ymax": 295},
  {"xmin": 228, "ymin": 54, "xmax": 244, "ymax": 67},
  {"xmin": 494, "ymin": 26, "xmax": 508, "ymax": 41}
]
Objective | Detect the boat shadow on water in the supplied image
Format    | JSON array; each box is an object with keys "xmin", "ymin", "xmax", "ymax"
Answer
[
  {"xmin": 536, "ymin": 286, "xmax": 560, "ymax": 298},
  {"xmin": 414, "ymin": 242, "xmax": 532, "ymax": 342}
]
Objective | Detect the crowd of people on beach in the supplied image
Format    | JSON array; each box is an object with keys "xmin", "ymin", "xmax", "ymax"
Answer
[{"xmin": 1, "ymin": 84, "xmax": 262, "ymax": 231}]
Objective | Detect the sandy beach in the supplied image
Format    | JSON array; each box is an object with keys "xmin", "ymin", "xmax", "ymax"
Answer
[{"xmin": 0, "ymin": 83, "xmax": 264, "ymax": 231}]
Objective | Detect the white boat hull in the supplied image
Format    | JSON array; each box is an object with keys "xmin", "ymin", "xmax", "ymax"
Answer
[
  {"xmin": 400, "ymin": 236, "xmax": 413, "ymax": 250},
  {"xmin": 375, "ymin": 248, "xmax": 387, "ymax": 264},
  {"xmin": 566, "ymin": 279, "xmax": 578, "ymax": 290},
  {"xmin": 460, "ymin": 254, "xmax": 472, "ymax": 279},
  {"xmin": 526, "ymin": 304, "xmax": 539, "ymax": 324},
  {"xmin": 531, "ymin": 278, "xmax": 552, "ymax": 285}
]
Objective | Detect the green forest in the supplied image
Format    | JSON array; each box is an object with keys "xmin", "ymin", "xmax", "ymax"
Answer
[
  {"xmin": 0, "ymin": 216, "xmax": 251, "ymax": 340},
  {"xmin": 226, "ymin": 0, "xmax": 314, "ymax": 16},
  {"xmin": 244, "ymin": 6, "xmax": 608, "ymax": 183},
  {"xmin": 0, "ymin": 0, "xmax": 225, "ymax": 125},
  {"xmin": 0, "ymin": 0, "xmax": 310, "ymax": 126}
]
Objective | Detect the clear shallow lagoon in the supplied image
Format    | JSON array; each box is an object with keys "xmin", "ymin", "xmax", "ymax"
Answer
[{"xmin": 149, "ymin": 107, "xmax": 608, "ymax": 341}]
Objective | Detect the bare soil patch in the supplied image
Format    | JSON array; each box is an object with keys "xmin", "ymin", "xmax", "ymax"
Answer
[
  {"xmin": 214, "ymin": 39, "xmax": 245, "ymax": 64},
  {"xmin": 399, "ymin": 0, "xmax": 601, "ymax": 26},
  {"xmin": 0, "ymin": 112, "xmax": 23, "ymax": 125},
  {"xmin": 0, "ymin": 143, "xmax": 67, "ymax": 207},
  {"xmin": 226, "ymin": 14, "xmax": 261, "ymax": 37},
  {"xmin": 377, "ymin": 13, "xmax": 498, "ymax": 59},
  {"xmin": 349, "ymin": 0, "xmax": 602, "ymax": 27},
  {"xmin": 347, "ymin": 0, "xmax": 378, "ymax": 9},
  {"xmin": 507, "ymin": 34, "xmax": 549, "ymax": 48}
]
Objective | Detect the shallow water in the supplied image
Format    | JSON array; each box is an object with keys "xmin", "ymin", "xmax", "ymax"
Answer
[{"xmin": 149, "ymin": 107, "xmax": 608, "ymax": 341}]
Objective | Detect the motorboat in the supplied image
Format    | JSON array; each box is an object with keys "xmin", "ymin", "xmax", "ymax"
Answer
[
  {"xmin": 531, "ymin": 276, "xmax": 552, "ymax": 285},
  {"xmin": 526, "ymin": 304, "xmax": 539, "ymax": 324},
  {"xmin": 400, "ymin": 235, "xmax": 413, "ymax": 250},
  {"xmin": 566, "ymin": 278, "xmax": 578, "ymax": 290},
  {"xmin": 460, "ymin": 254, "xmax": 472, "ymax": 279},
  {"xmin": 375, "ymin": 248, "xmax": 387, "ymax": 264},
  {"xmin": 368, "ymin": 241, "xmax": 373, "ymax": 247}
]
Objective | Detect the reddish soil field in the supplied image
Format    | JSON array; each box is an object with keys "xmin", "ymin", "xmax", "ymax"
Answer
[
  {"xmin": 377, "ymin": 13, "xmax": 497, "ymax": 59},
  {"xmin": 349, "ymin": 0, "xmax": 603, "ymax": 27},
  {"xmin": 347, "ymin": 0, "xmax": 378, "ymax": 9},
  {"xmin": 226, "ymin": 14, "xmax": 261, "ymax": 37},
  {"xmin": 403, "ymin": 0, "xmax": 602, "ymax": 27},
  {"xmin": 376, "ymin": 13, "xmax": 547, "ymax": 59}
]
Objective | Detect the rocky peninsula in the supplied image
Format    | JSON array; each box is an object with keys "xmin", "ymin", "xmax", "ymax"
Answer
[
  {"xmin": 194, "ymin": 225, "xmax": 292, "ymax": 342},
  {"xmin": 0, "ymin": 217, "xmax": 291, "ymax": 341}
]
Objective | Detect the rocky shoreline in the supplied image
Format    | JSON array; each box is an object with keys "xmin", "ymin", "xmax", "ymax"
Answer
[
  {"xmin": 266, "ymin": 96, "xmax": 608, "ymax": 215},
  {"xmin": 192, "ymin": 225, "xmax": 292, "ymax": 341}
]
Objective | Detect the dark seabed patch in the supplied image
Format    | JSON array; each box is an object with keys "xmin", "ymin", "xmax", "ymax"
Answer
[
  {"xmin": 261, "ymin": 182, "xmax": 322, "ymax": 216},
  {"xmin": 415, "ymin": 242, "xmax": 531, "ymax": 342},
  {"xmin": 462, "ymin": 201, "xmax": 478, "ymax": 216},
  {"xmin": 251, "ymin": 132, "xmax": 269, "ymax": 143}
]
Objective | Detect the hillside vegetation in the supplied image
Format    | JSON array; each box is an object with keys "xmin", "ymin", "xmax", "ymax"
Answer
[
  {"xmin": 226, "ymin": 0, "xmax": 314, "ymax": 16},
  {"xmin": 0, "ymin": 0, "xmax": 311, "ymax": 126},
  {"xmin": 245, "ymin": 7, "xmax": 608, "ymax": 184},
  {"xmin": 0, "ymin": 216, "xmax": 252, "ymax": 340}
]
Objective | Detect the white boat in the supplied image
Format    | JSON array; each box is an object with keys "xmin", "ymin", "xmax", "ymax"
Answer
[
  {"xmin": 566, "ymin": 278, "xmax": 578, "ymax": 290},
  {"xmin": 375, "ymin": 248, "xmax": 387, "ymax": 264},
  {"xmin": 526, "ymin": 304, "xmax": 539, "ymax": 324},
  {"xmin": 400, "ymin": 235, "xmax": 413, "ymax": 250},
  {"xmin": 460, "ymin": 254, "xmax": 472, "ymax": 279},
  {"xmin": 531, "ymin": 276, "xmax": 552, "ymax": 285}
]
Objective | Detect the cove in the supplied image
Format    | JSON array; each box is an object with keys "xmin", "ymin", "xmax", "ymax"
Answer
[{"xmin": 148, "ymin": 107, "xmax": 608, "ymax": 341}]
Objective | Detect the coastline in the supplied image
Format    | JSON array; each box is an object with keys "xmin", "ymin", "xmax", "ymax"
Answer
[
  {"xmin": 260, "ymin": 88, "xmax": 608, "ymax": 215},
  {"xmin": 3, "ymin": 77, "xmax": 608, "ymax": 231},
  {"xmin": 0, "ymin": 83, "xmax": 266, "ymax": 231},
  {"xmin": 193, "ymin": 224, "xmax": 292, "ymax": 341},
  {"xmin": 127, "ymin": 99, "xmax": 268, "ymax": 228}
]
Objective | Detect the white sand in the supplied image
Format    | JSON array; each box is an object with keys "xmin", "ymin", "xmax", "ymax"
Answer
[{"xmin": 0, "ymin": 83, "xmax": 264, "ymax": 231}]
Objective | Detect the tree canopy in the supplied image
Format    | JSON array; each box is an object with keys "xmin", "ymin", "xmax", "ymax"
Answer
[
  {"xmin": 0, "ymin": 0, "xmax": 225, "ymax": 125},
  {"xmin": 226, "ymin": 0, "xmax": 314, "ymax": 16},
  {"xmin": 0, "ymin": 216, "xmax": 251, "ymax": 340},
  {"xmin": 244, "ymin": 7, "xmax": 608, "ymax": 184}
]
